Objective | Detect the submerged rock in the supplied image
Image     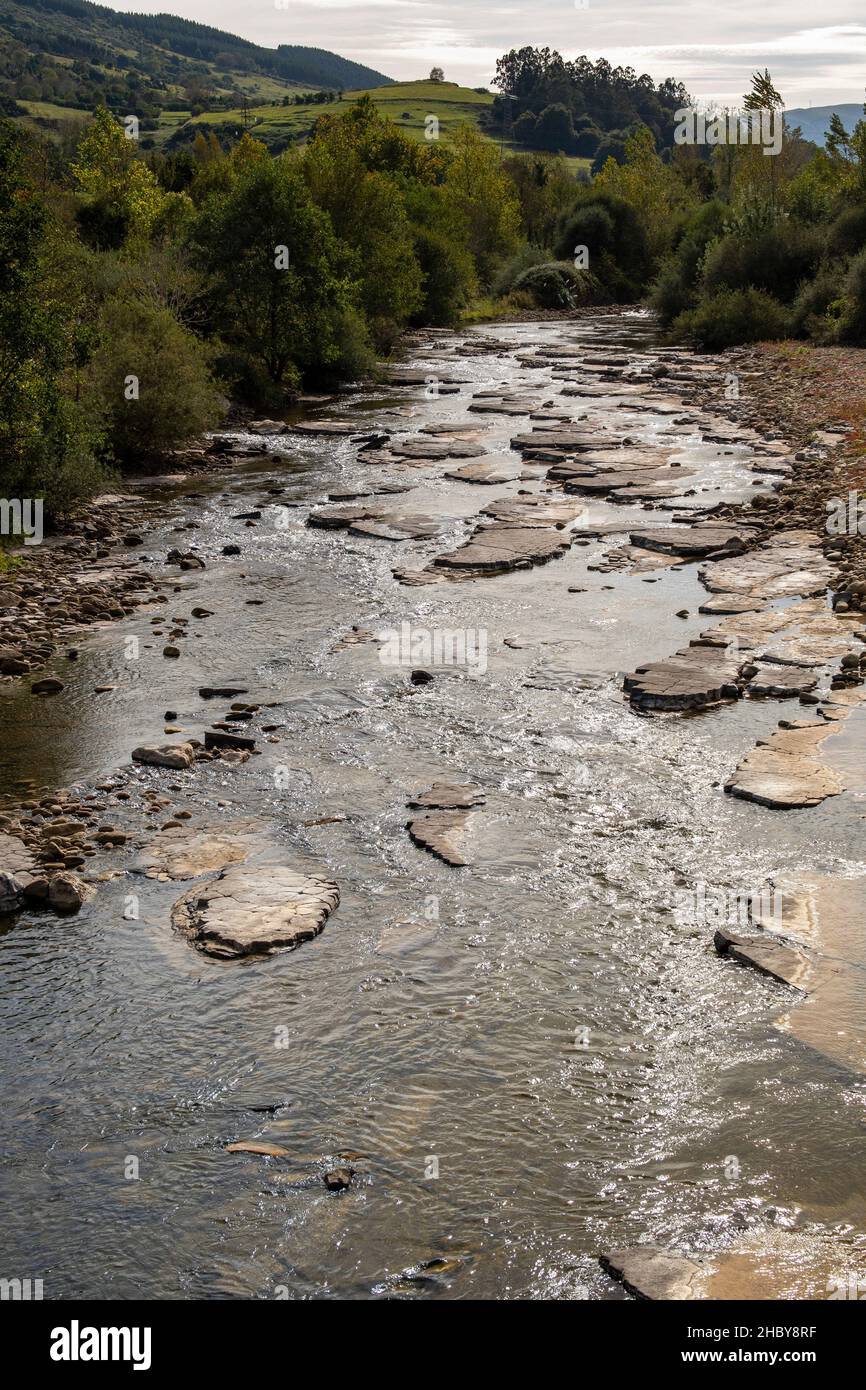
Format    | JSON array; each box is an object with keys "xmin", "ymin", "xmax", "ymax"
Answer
[{"xmin": 323, "ymin": 1167, "xmax": 355, "ymax": 1191}]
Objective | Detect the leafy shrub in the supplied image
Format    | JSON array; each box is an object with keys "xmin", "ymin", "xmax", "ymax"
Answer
[
  {"xmin": 492, "ymin": 243, "xmax": 550, "ymax": 296},
  {"xmin": 411, "ymin": 225, "xmax": 476, "ymax": 325},
  {"xmin": 836, "ymin": 247, "xmax": 866, "ymax": 344},
  {"xmin": 701, "ymin": 222, "xmax": 823, "ymax": 304},
  {"xmin": 512, "ymin": 260, "xmax": 602, "ymax": 309},
  {"xmin": 85, "ymin": 296, "xmax": 224, "ymax": 463},
  {"xmin": 671, "ymin": 288, "xmax": 792, "ymax": 350},
  {"xmin": 648, "ymin": 200, "xmax": 729, "ymax": 325},
  {"xmin": 791, "ymin": 265, "xmax": 845, "ymax": 341},
  {"xmin": 828, "ymin": 204, "xmax": 866, "ymax": 258},
  {"xmin": 555, "ymin": 191, "xmax": 651, "ymax": 298}
]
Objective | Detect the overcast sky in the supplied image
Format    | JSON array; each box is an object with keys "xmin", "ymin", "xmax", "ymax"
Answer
[{"xmin": 112, "ymin": 2, "xmax": 866, "ymax": 108}]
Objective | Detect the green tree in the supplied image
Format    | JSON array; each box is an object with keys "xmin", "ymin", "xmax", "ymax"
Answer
[
  {"xmin": 191, "ymin": 152, "xmax": 357, "ymax": 390},
  {"xmin": 84, "ymin": 295, "xmax": 223, "ymax": 463},
  {"xmin": 72, "ymin": 106, "xmax": 166, "ymax": 248},
  {"xmin": 440, "ymin": 126, "xmax": 521, "ymax": 284},
  {"xmin": 0, "ymin": 121, "xmax": 104, "ymax": 519}
]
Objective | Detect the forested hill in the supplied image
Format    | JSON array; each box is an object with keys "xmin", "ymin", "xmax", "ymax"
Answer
[{"xmin": 0, "ymin": 0, "xmax": 392, "ymax": 116}]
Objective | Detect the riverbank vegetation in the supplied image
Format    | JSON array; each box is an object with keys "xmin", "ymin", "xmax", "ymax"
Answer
[{"xmin": 5, "ymin": 47, "xmax": 866, "ymax": 528}]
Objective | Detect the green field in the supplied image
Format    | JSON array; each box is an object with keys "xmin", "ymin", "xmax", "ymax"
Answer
[
  {"xmin": 168, "ymin": 79, "xmax": 589, "ymax": 172},
  {"xmin": 16, "ymin": 79, "xmax": 590, "ymax": 175}
]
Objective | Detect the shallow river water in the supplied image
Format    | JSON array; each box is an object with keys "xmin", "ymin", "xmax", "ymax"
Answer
[{"xmin": 1, "ymin": 313, "xmax": 865, "ymax": 1300}]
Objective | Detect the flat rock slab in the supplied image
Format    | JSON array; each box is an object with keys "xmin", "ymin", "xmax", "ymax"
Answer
[
  {"xmin": 600, "ymin": 1248, "xmax": 711, "ymax": 1300},
  {"xmin": 559, "ymin": 381, "xmax": 652, "ymax": 397},
  {"xmin": 406, "ymin": 809, "xmax": 473, "ymax": 866},
  {"xmin": 444, "ymin": 459, "xmax": 521, "ymax": 485},
  {"xmin": 714, "ymin": 926, "xmax": 813, "ymax": 990},
  {"xmin": 385, "ymin": 369, "xmax": 469, "ymax": 386},
  {"xmin": 725, "ymin": 724, "xmax": 844, "ymax": 808},
  {"xmin": 408, "ymin": 782, "xmax": 485, "ymax": 809},
  {"xmin": 389, "ymin": 439, "xmax": 486, "ymax": 462},
  {"xmin": 420, "ymin": 422, "xmax": 489, "ymax": 437},
  {"xmin": 172, "ymin": 863, "xmax": 340, "ymax": 958},
  {"xmin": 481, "ymin": 496, "xmax": 584, "ymax": 527},
  {"xmin": 349, "ymin": 513, "xmax": 448, "ymax": 541},
  {"xmin": 628, "ymin": 526, "xmax": 749, "ymax": 558},
  {"xmin": 511, "ymin": 428, "xmax": 602, "ymax": 456},
  {"xmin": 135, "ymin": 827, "xmax": 258, "ymax": 880},
  {"xmin": 308, "ymin": 504, "xmax": 380, "ymax": 530},
  {"xmin": 0, "ymin": 831, "xmax": 37, "ymax": 879},
  {"xmin": 468, "ymin": 394, "xmax": 540, "ymax": 416},
  {"xmin": 625, "ymin": 647, "xmax": 743, "ymax": 711},
  {"xmin": 290, "ymin": 420, "xmax": 362, "ymax": 436},
  {"xmin": 699, "ymin": 595, "xmax": 763, "ymax": 615},
  {"xmin": 433, "ymin": 523, "xmax": 572, "ymax": 574},
  {"xmin": 746, "ymin": 665, "xmax": 818, "ymax": 698},
  {"xmin": 701, "ymin": 531, "xmax": 832, "ymax": 601}
]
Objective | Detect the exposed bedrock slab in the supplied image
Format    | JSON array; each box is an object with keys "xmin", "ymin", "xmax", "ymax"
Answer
[
  {"xmin": 432, "ymin": 522, "xmax": 573, "ymax": 574},
  {"xmin": 307, "ymin": 504, "xmax": 378, "ymax": 530},
  {"xmin": 386, "ymin": 438, "xmax": 487, "ymax": 462},
  {"xmin": 714, "ymin": 926, "xmax": 814, "ymax": 990},
  {"xmin": 561, "ymin": 469, "xmax": 694, "ymax": 499},
  {"xmin": 624, "ymin": 647, "xmax": 744, "ymax": 711},
  {"xmin": 701, "ymin": 531, "xmax": 833, "ymax": 600},
  {"xmin": 602, "ymin": 1237, "xmax": 852, "ymax": 1300},
  {"xmin": 745, "ymin": 665, "xmax": 818, "ymax": 698},
  {"xmin": 444, "ymin": 459, "xmax": 521, "ymax": 485},
  {"xmin": 628, "ymin": 525, "xmax": 751, "ymax": 558},
  {"xmin": 384, "ymin": 368, "xmax": 469, "ymax": 386},
  {"xmin": 406, "ymin": 809, "xmax": 474, "ymax": 866},
  {"xmin": 349, "ymin": 513, "xmax": 449, "ymax": 541},
  {"xmin": 307, "ymin": 506, "xmax": 447, "ymax": 540},
  {"xmin": 511, "ymin": 427, "xmax": 606, "ymax": 456},
  {"xmin": 725, "ymin": 723, "xmax": 845, "ymax": 808},
  {"xmin": 420, "ymin": 421, "xmax": 489, "ymax": 437},
  {"xmin": 289, "ymin": 420, "xmax": 361, "ymax": 436},
  {"xmin": 135, "ymin": 823, "xmax": 261, "ymax": 880},
  {"xmin": 600, "ymin": 1248, "xmax": 711, "ymax": 1300},
  {"xmin": 468, "ymin": 393, "xmax": 541, "ymax": 416},
  {"xmin": 558, "ymin": 380, "xmax": 652, "ymax": 398},
  {"xmin": 171, "ymin": 863, "xmax": 340, "ymax": 958},
  {"xmin": 480, "ymin": 495, "xmax": 585, "ymax": 527},
  {"xmin": 408, "ymin": 782, "xmax": 485, "ymax": 809}
]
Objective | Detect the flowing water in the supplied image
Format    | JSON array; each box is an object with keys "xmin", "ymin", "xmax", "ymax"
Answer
[{"xmin": 1, "ymin": 313, "xmax": 865, "ymax": 1300}]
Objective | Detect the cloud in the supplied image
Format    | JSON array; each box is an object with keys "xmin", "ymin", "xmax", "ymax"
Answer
[{"xmin": 109, "ymin": 2, "xmax": 866, "ymax": 105}]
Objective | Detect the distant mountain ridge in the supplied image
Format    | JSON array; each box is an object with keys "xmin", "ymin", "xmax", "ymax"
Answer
[
  {"xmin": 0, "ymin": 0, "xmax": 393, "ymax": 118},
  {"xmin": 786, "ymin": 103, "xmax": 864, "ymax": 146}
]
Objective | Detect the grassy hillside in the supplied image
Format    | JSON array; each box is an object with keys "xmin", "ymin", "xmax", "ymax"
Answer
[
  {"xmin": 0, "ymin": 0, "xmax": 392, "ymax": 125},
  {"xmin": 180, "ymin": 79, "xmax": 491, "ymax": 148},
  {"xmin": 168, "ymin": 78, "xmax": 590, "ymax": 171}
]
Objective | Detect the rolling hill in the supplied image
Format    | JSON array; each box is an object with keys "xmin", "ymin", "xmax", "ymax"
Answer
[
  {"xmin": 0, "ymin": 0, "xmax": 392, "ymax": 125},
  {"xmin": 787, "ymin": 104, "xmax": 864, "ymax": 147}
]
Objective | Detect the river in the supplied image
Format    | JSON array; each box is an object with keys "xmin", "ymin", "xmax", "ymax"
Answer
[{"xmin": 1, "ymin": 312, "xmax": 864, "ymax": 1300}]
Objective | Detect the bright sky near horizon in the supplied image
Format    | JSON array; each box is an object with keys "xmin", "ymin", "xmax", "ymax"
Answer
[{"xmin": 109, "ymin": 1, "xmax": 866, "ymax": 109}]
